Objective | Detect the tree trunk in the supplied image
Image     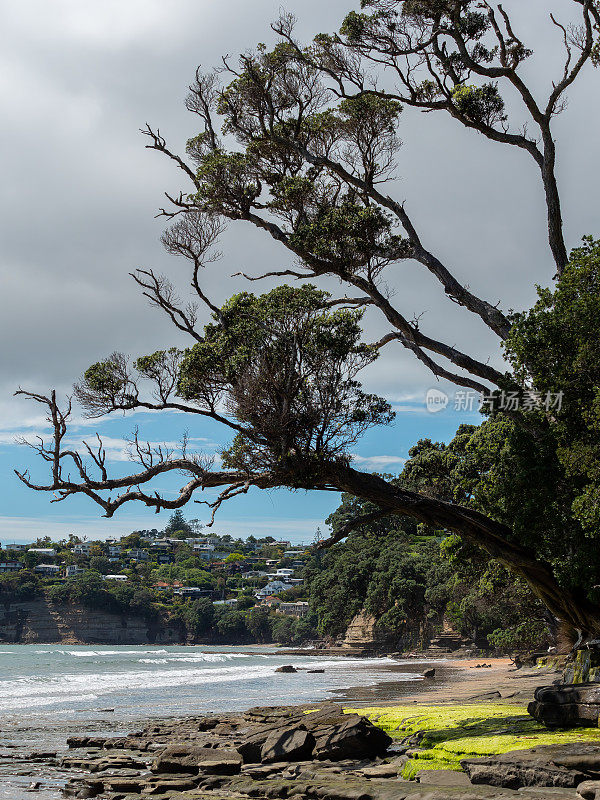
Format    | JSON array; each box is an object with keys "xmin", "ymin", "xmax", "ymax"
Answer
[{"xmin": 325, "ymin": 463, "xmax": 600, "ymax": 639}]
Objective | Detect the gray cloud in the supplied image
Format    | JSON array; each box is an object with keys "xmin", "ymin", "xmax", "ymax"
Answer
[{"xmin": 1, "ymin": 0, "xmax": 598, "ymax": 431}]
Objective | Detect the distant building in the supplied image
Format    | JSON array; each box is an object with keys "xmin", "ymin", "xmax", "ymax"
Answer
[
  {"xmin": 103, "ymin": 574, "xmax": 128, "ymax": 582},
  {"xmin": 213, "ymin": 598, "xmax": 238, "ymax": 606},
  {"xmin": 150, "ymin": 539, "xmax": 172, "ymax": 551},
  {"xmin": 29, "ymin": 548, "xmax": 57, "ymax": 557},
  {"xmin": 274, "ymin": 568, "xmax": 294, "ymax": 577},
  {"xmin": 193, "ymin": 543, "xmax": 215, "ymax": 560},
  {"xmin": 0, "ymin": 562, "xmax": 21, "ymax": 573},
  {"xmin": 107, "ymin": 544, "xmax": 122, "ymax": 557},
  {"xmin": 72, "ymin": 543, "xmax": 94, "ymax": 555},
  {"xmin": 34, "ymin": 564, "xmax": 61, "ymax": 576},
  {"xmin": 4, "ymin": 543, "xmax": 30, "ymax": 551},
  {"xmin": 174, "ymin": 587, "xmax": 213, "ymax": 598},
  {"xmin": 65, "ymin": 565, "xmax": 85, "ymax": 577},
  {"xmin": 260, "ymin": 595, "xmax": 281, "ymax": 608},
  {"xmin": 255, "ymin": 580, "xmax": 294, "ymax": 599},
  {"xmin": 128, "ymin": 549, "xmax": 150, "ymax": 562},
  {"xmin": 279, "ymin": 601, "xmax": 309, "ymax": 618}
]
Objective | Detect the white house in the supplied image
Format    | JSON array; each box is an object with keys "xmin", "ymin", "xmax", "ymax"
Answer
[
  {"xmin": 34, "ymin": 564, "xmax": 61, "ymax": 576},
  {"xmin": 213, "ymin": 598, "xmax": 238, "ymax": 606},
  {"xmin": 29, "ymin": 548, "xmax": 57, "ymax": 557},
  {"xmin": 255, "ymin": 580, "xmax": 294, "ymax": 599},
  {"xmin": 103, "ymin": 574, "xmax": 128, "ymax": 582},
  {"xmin": 174, "ymin": 587, "xmax": 213, "ymax": 598},
  {"xmin": 65, "ymin": 565, "xmax": 85, "ymax": 577},
  {"xmin": 194, "ymin": 543, "xmax": 215, "ymax": 561},
  {"xmin": 266, "ymin": 568, "xmax": 297, "ymax": 580},
  {"xmin": 4, "ymin": 543, "xmax": 30, "ymax": 551},
  {"xmin": 73, "ymin": 543, "xmax": 94, "ymax": 555}
]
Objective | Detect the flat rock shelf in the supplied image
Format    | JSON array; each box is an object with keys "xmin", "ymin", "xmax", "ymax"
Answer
[{"xmin": 38, "ymin": 701, "xmax": 599, "ymax": 800}]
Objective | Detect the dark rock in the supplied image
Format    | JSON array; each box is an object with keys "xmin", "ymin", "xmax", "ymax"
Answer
[
  {"xmin": 151, "ymin": 744, "xmax": 242, "ymax": 775},
  {"xmin": 423, "ymin": 668, "xmax": 436, "ymax": 678},
  {"xmin": 461, "ymin": 744, "xmax": 593, "ymax": 789},
  {"xmin": 312, "ymin": 715, "xmax": 392, "ymax": 761},
  {"xmin": 529, "ymin": 683, "xmax": 600, "ymax": 728},
  {"xmin": 275, "ymin": 665, "xmax": 298, "ymax": 673},
  {"xmin": 468, "ymin": 690, "xmax": 502, "ymax": 702},
  {"xmin": 307, "ymin": 669, "xmax": 325, "ymax": 673},
  {"xmin": 261, "ymin": 727, "xmax": 315, "ymax": 763}
]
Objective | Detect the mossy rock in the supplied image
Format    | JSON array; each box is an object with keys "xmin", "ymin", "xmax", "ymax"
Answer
[{"xmin": 346, "ymin": 703, "xmax": 600, "ymax": 780}]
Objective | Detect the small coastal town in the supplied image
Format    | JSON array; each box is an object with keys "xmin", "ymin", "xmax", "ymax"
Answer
[{"xmin": 0, "ymin": 510, "xmax": 315, "ymax": 643}]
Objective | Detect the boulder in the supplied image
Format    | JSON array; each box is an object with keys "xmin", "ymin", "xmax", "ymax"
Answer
[
  {"xmin": 151, "ymin": 744, "xmax": 242, "ymax": 775},
  {"xmin": 275, "ymin": 665, "xmax": 298, "ymax": 673},
  {"xmin": 578, "ymin": 780, "xmax": 600, "ymax": 799},
  {"xmin": 312, "ymin": 715, "xmax": 392, "ymax": 761},
  {"xmin": 260, "ymin": 727, "xmax": 315, "ymax": 763},
  {"xmin": 423, "ymin": 668, "xmax": 436, "ymax": 678},
  {"xmin": 529, "ymin": 683, "xmax": 600, "ymax": 728}
]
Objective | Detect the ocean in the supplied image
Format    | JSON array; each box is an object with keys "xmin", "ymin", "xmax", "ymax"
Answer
[{"xmin": 0, "ymin": 644, "xmax": 439, "ymax": 798}]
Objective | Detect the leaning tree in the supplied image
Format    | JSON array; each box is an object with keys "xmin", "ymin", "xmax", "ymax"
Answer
[{"xmin": 16, "ymin": 1, "xmax": 600, "ymax": 640}]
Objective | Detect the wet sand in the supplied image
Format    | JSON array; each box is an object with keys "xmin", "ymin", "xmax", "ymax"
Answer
[{"xmin": 335, "ymin": 657, "xmax": 563, "ymax": 707}]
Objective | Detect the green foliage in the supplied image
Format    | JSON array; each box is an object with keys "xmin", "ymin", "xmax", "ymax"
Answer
[
  {"xmin": 308, "ymin": 489, "xmax": 550, "ymax": 651},
  {"xmin": 224, "ymin": 552, "xmax": 245, "ymax": 563},
  {"xmin": 182, "ymin": 597, "xmax": 214, "ymax": 638},
  {"xmin": 0, "ymin": 571, "xmax": 40, "ymax": 603},
  {"xmin": 505, "ymin": 238, "xmax": 600, "ymax": 536},
  {"xmin": 214, "ymin": 606, "xmax": 247, "ymax": 639},
  {"xmin": 176, "ymin": 284, "xmax": 393, "ymax": 474},
  {"xmin": 451, "ymin": 83, "xmax": 506, "ymax": 127},
  {"xmin": 165, "ymin": 510, "xmax": 193, "ymax": 537},
  {"xmin": 89, "ymin": 555, "xmax": 111, "ymax": 575}
]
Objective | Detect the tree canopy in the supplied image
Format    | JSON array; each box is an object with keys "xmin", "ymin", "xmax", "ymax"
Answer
[{"xmin": 15, "ymin": 1, "xmax": 600, "ymax": 641}]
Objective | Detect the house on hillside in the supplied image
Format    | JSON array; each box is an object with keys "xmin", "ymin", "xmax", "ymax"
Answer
[
  {"xmin": 279, "ymin": 601, "xmax": 309, "ymax": 618},
  {"xmin": 259, "ymin": 595, "xmax": 281, "ymax": 609},
  {"xmin": 34, "ymin": 564, "xmax": 61, "ymax": 576},
  {"xmin": 128, "ymin": 549, "xmax": 150, "ymax": 562},
  {"xmin": 174, "ymin": 587, "xmax": 213, "ymax": 598},
  {"xmin": 65, "ymin": 565, "xmax": 85, "ymax": 577},
  {"xmin": 255, "ymin": 580, "xmax": 294, "ymax": 599},
  {"xmin": 0, "ymin": 562, "xmax": 21, "ymax": 573},
  {"xmin": 72, "ymin": 543, "xmax": 94, "ymax": 555}
]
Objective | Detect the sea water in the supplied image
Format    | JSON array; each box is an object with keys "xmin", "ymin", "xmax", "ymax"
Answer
[{"xmin": 0, "ymin": 644, "xmax": 437, "ymax": 798}]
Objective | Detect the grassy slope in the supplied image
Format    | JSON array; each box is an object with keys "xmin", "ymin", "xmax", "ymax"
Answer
[{"xmin": 346, "ymin": 704, "xmax": 600, "ymax": 780}]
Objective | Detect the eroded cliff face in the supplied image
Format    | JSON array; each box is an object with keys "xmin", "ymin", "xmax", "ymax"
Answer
[
  {"xmin": 0, "ymin": 598, "xmax": 185, "ymax": 645},
  {"xmin": 342, "ymin": 610, "xmax": 388, "ymax": 651}
]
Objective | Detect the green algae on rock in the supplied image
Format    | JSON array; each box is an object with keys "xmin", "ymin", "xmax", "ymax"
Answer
[{"xmin": 349, "ymin": 703, "xmax": 600, "ymax": 780}]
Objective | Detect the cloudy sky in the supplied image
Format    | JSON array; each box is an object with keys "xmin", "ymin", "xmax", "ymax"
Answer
[{"xmin": 0, "ymin": 0, "xmax": 597, "ymax": 544}]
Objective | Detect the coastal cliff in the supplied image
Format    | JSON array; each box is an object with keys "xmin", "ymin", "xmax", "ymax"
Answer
[{"xmin": 0, "ymin": 597, "xmax": 185, "ymax": 645}]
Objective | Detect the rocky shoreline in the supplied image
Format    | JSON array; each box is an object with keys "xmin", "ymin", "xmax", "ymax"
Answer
[
  {"xmin": 8, "ymin": 657, "xmax": 600, "ymax": 800},
  {"xmin": 36, "ymin": 698, "xmax": 600, "ymax": 800}
]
